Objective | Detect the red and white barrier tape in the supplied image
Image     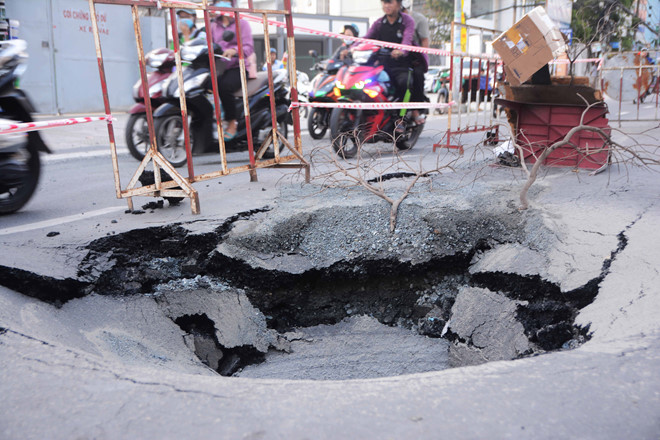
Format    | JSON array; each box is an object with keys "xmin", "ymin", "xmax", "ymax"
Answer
[
  {"xmin": 0, "ymin": 115, "xmax": 113, "ymax": 135},
  {"xmin": 154, "ymin": 1, "xmax": 608, "ymax": 66},
  {"xmin": 242, "ymin": 15, "xmax": 475, "ymax": 59},
  {"xmin": 551, "ymin": 58, "xmax": 602, "ymax": 64},
  {"xmin": 289, "ymin": 101, "xmax": 455, "ymax": 111},
  {"xmin": 155, "ymin": 0, "xmax": 488, "ymax": 60}
]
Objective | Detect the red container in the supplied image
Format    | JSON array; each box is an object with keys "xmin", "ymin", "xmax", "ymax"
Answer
[{"xmin": 498, "ymin": 99, "xmax": 611, "ymax": 170}]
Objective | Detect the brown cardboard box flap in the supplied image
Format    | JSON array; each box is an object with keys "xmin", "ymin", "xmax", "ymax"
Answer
[{"xmin": 493, "ymin": 6, "xmax": 566, "ymax": 85}]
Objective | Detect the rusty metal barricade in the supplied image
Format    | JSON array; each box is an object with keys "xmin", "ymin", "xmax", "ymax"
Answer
[
  {"xmin": 599, "ymin": 50, "xmax": 660, "ymax": 126},
  {"xmin": 434, "ymin": 23, "xmax": 503, "ymax": 154},
  {"xmin": 87, "ymin": 0, "xmax": 309, "ymax": 214}
]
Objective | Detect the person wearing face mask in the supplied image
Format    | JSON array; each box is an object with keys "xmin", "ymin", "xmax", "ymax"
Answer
[
  {"xmin": 330, "ymin": 23, "xmax": 360, "ymax": 64},
  {"xmin": 176, "ymin": 9, "xmax": 205, "ymax": 44},
  {"xmin": 262, "ymin": 48, "xmax": 285, "ymax": 70},
  {"xmin": 210, "ymin": 0, "xmax": 255, "ymax": 141},
  {"xmin": 363, "ymin": 0, "xmax": 415, "ymax": 106}
]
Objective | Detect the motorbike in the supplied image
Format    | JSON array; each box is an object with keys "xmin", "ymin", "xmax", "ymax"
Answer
[
  {"xmin": 306, "ymin": 50, "xmax": 344, "ymax": 140},
  {"xmin": 0, "ymin": 40, "xmax": 51, "ymax": 215},
  {"xmin": 294, "ymin": 70, "xmax": 311, "ymax": 120},
  {"xmin": 125, "ymin": 47, "xmax": 176, "ymax": 161},
  {"xmin": 153, "ymin": 34, "xmax": 290, "ymax": 168},
  {"xmin": 329, "ymin": 43, "xmax": 425, "ymax": 158},
  {"xmin": 432, "ymin": 68, "xmax": 450, "ymax": 115}
]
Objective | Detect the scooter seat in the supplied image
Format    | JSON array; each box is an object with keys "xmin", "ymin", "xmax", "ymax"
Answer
[{"xmin": 233, "ymin": 71, "xmax": 270, "ymax": 97}]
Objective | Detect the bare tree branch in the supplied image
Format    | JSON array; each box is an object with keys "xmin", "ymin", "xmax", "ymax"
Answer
[
  {"xmin": 309, "ymin": 132, "xmax": 460, "ymax": 233},
  {"xmin": 517, "ymin": 97, "xmax": 660, "ymax": 209}
]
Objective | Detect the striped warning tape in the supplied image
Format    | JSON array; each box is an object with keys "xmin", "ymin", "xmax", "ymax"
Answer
[
  {"xmin": 289, "ymin": 101, "xmax": 456, "ymax": 111},
  {"xmin": 153, "ymin": 0, "xmax": 485, "ymax": 59},
  {"xmin": 0, "ymin": 115, "xmax": 112, "ymax": 135},
  {"xmin": 151, "ymin": 1, "xmax": 603, "ymax": 64}
]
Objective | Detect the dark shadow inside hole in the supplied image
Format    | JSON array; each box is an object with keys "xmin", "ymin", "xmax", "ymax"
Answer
[{"xmin": 174, "ymin": 313, "xmax": 265, "ymax": 376}]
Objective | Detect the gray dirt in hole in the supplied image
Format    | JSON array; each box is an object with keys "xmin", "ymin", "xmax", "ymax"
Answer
[{"xmin": 237, "ymin": 315, "xmax": 450, "ymax": 380}]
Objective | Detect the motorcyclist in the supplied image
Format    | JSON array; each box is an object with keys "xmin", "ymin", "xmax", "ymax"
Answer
[
  {"xmin": 331, "ymin": 23, "xmax": 360, "ymax": 64},
  {"xmin": 176, "ymin": 9, "xmax": 205, "ymax": 44},
  {"xmin": 210, "ymin": 0, "xmax": 255, "ymax": 141},
  {"xmin": 363, "ymin": 0, "xmax": 416, "ymax": 125}
]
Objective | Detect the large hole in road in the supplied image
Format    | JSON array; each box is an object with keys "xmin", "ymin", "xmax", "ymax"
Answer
[{"xmin": 1, "ymin": 203, "xmax": 624, "ymax": 380}]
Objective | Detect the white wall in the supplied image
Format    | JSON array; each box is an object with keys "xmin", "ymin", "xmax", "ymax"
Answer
[{"xmin": 7, "ymin": 0, "xmax": 166, "ymax": 114}]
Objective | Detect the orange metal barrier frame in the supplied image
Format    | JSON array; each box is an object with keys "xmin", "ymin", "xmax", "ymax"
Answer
[
  {"xmin": 434, "ymin": 22, "xmax": 503, "ymax": 154},
  {"xmin": 599, "ymin": 50, "xmax": 660, "ymax": 127},
  {"xmin": 87, "ymin": 0, "xmax": 309, "ymax": 214}
]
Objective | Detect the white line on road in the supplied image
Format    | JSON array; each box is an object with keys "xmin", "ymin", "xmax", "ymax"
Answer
[
  {"xmin": 44, "ymin": 148, "xmax": 130, "ymax": 162},
  {"xmin": 0, "ymin": 206, "xmax": 127, "ymax": 236}
]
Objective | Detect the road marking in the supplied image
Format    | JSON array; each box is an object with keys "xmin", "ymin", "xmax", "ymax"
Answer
[
  {"xmin": 44, "ymin": 148, "xmax": 130, "ymax": 162},
  {"xmin": 0, "ymin": 206, "xmax": 126, "ymax": 236}
]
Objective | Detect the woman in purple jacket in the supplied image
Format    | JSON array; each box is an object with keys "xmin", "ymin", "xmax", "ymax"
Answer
[{"xmin": 210, "ymin": 1, "xmax": 255, "ymax": 140}]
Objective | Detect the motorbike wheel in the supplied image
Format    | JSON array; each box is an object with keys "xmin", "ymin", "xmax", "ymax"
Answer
[
  {"xmin": 330, "ymin": 108, "xmax": 360, "ymax": 159},
  {"xmin": 125, "ymin": 113, "xmax": 151, "ymax": 161},
  {"xmin": 154, "ymin": 114, "xmax": 192, "ymax": 168},
  {"xmin": 258, "ymin": 118, "xmax": 288, "ymax": 159},
  {"xmin": 307, "ymin": 107, "xmax": 328, "ymax": 140},
  {"xmin": 396, "ymin": 120, "xmax": 424, "ymax": 151},
  {"xmin": 434, "ymin": 89, "xmax": 448, "ymax": 115},
  {"xmin": 0, "ymin": 139, "xmax": 41, "ymax": 215}
]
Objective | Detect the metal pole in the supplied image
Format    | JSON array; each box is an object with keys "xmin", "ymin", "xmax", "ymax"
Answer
[
  {"xmin": 283, "ymin": 0, "xmax": 303, "ymax": 161},
  {"xmin": 233, "ymin": 9, "xmax": 258, "ymax": 182},
  {"xmin": 131, "ymin": 5, "xmax": 158, "ymax": 167},
  {"xmin": 262, "ymin": 13, "xmax": 281, "ymax": 159},
  {"xmin": 203, "ymin": 0, "xmax": 228, "ymax": 174},
  {"xmin": 168, "ymin": 8, "xmax": 195, "ymax": 180},
  {"xmin": 87, "ymin": 0, "xmax": 122, "ymax": 202}
]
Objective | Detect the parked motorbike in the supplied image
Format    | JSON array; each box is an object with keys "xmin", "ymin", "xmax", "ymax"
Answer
[
  {"xmin": 0, "ymin": 40, "xmax": 51, "ymax": 215},
  {"xmin": 283, "ymin": 69, "xmax": 310, "ymax": 125},
  {"xmin": 295, "ymin": 70, "xmax": 311, "ymax": 120},
  {"xmin": 329, "ymin": 43, "xmax": 425, "ymax": 158},
  {"xmin": 125, "ymin": 47, "xmax": 175, "ymax": 161},
  {"xmin": 307, "ymin": 50, "xmax": 343, "ymax": 139},
  {"xmin": 154, "ymin": 34, "xmax": 290, "ymax": 167},
  {"xmin": 432, "ymin": 67, "xmax": 450, "ymax": 115}
]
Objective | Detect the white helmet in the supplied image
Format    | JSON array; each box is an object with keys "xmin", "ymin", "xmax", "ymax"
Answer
[{"xmin": 401, "ymin": 0, "xmax": 412, "ymax": 9}]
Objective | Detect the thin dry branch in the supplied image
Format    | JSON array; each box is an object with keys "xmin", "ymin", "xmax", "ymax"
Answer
[{"xmin": 309, "ymin": 132, "xmax": 459, "ymax": 232}]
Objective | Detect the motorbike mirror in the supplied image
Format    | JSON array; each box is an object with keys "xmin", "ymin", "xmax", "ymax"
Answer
[
  {"xmin": 222, "ymin": 30, "xmax": 235, "ymax": 42},
  {"xmin": 308, "ymin": 49, "xmax": 318, "ymax": 58}
]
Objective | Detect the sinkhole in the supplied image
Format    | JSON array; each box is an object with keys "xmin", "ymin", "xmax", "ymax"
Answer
[{"xmin": 0, "ymin": 203, "xmax": 624, "ymax": 380}]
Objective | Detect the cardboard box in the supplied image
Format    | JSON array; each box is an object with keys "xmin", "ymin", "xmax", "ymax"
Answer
[{"xmin": 492, "ymin": 7, "xmax": 566, "ymax": 86}]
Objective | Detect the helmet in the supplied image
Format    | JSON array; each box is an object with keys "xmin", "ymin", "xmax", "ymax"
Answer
[
  {"xmin": 176, "ymin": 8, "xmax": 195, "ymax": 16},
  {"xmin": 343, "ymin": 23, "xmax": 359, "ymax": 37},
  {"xmin": 401, "ymin": 0, "xmax": 412, "ymax": 9}
]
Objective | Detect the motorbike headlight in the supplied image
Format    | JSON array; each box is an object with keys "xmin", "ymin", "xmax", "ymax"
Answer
[
  {"xmin": 364, "ymin": 88, "xmax": 379, "ymax": 99},
  {"xmin": 352, "ymin": 79, "xmax": 372, "ymax": 90}
]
